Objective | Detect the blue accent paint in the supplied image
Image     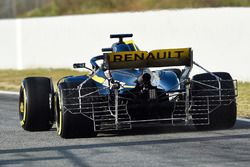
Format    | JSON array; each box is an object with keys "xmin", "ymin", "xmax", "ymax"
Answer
[
  {"xmin": 111, "ymin": 69, "xmax": 142, "ymax": 87},
  {"xmin": 90, "ymin": 55, "xmax": 104, "ymax": 69},
  {"xmin": 63, "ymin": 69, "xmax": 179, "ymax": 95},
  {"xmin": 64, "ymin": 75, "xmax": 88, "ymax": 82},
  {"xmin": 63, "ymin": 75, "xmax": 109, "ymax": 94},
  {"xmin": 158, "ymin": 71, "xmax": 179, "ymax": 91}
]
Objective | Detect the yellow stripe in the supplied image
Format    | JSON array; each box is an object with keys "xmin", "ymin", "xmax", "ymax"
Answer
[
  {"xmin": 92, "ymin": 75, "xmax": 106, "ymax": 84},
  {"xmin": 57, "ymin": 90, "xmax": 62, "ymax": 135},
  {"xmin": 123, "ymin": 85, "xmax": 135, "ymax": 88},
  {"xmin": 20, "ymin": 83, "xmax": 27, "ymax": 126},
  {"xmin": 20, "ymin": 103, "xmax": 24, "ymax": 113},
  {"xmin": 125, "ymin": 40, "xmax": 134, "ymax": 44},
  {"xmin": 58, "ymin": 111, "xmax": 62, "ymax": 135},
  {"xmin": 125, "ymin": 40, "xmax": 138, "ymax": 51}
]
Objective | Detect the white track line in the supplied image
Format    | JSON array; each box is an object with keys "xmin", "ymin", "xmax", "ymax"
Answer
[
  {"xmin": 237, "ymin": 117, "xmax": 250, "ymax": 122},
  {"xmin": 0, "ymin": 91, "xmax": 19, "ymax": 95}
]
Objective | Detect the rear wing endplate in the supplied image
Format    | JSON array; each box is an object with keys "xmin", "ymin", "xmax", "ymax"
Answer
[{"xmin": 105, "ymin": 48, "xmax": 193, "ymax": 70}]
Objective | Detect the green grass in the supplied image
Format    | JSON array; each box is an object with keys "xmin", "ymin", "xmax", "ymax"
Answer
[
  {"xmin": 0, "ymin": 69, "xmax": 249, "ymax": 118},
  {"xmin": 21, "ymin": 0, "xmax": 250, "ymax": 18},
  {"xmin": 237, "ymin": 81, "xmax": 250, "ymax": 118},
  {"xmin": 0, "ymin": 69, "xmax": 86, "ymax": 91}
]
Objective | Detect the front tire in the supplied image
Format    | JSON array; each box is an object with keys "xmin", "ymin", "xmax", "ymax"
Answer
[{"xmin": 19, "ymin": 77, "xmax": 54, "ymax": 131}]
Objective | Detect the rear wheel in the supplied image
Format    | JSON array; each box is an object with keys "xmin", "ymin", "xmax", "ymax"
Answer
[
  {"xmin": 55, "ymin": 80, "xmax": 97, "ymax": 138},
  {"xmin": 19, "ymin": 77, "xmax": 54, "ymax": 131},
  {"xmin": 191, "ymin": 72, "xmax": 237, "ymax": 130}
]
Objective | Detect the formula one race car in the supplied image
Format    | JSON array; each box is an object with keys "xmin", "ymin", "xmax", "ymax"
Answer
[{"xmin": 19, "ymin": 34, "xmax": 237, "ymax": 138}]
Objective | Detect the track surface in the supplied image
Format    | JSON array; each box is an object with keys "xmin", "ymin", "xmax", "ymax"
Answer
[{"xmin": 0, "ymin": 93, "xmax": 250, "ymax": 167}]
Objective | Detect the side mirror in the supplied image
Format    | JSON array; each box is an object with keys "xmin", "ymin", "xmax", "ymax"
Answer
[
  {"xmin": 73, "ymin": 63, "xmax": 94, "ymax": 73},
  {"xmin": 73, "ymin": 63, "xmax": 85, "ymax": 69},
  {"xmin": 102, "ymin": 48, "xmax": 113, "ymax": 52}
]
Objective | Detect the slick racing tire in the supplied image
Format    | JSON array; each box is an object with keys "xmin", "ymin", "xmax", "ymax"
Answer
[
  {"xmin": 19, "ymin": 77, "xmax": 54, "ymax": 131},
  {"xmin": 191, "ymin": 72, "xmax": 237, "ymax": 130},
  {"xmin": 55, "ymin": 80, "xmax": 97, "ymax": 138}
]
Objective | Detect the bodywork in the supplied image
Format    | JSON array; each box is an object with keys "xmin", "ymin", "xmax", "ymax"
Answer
[{"xmin": 57, "ymin": 34, "xmax": 237, "ymax": 132}]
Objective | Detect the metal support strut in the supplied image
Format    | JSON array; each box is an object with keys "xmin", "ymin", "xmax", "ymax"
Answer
[{"xmin": 113, "ymin": 82, "xmax": 120, "ymax": 127}]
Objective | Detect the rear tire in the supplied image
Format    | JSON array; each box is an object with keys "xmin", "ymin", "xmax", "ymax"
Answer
[
  {"xmin": 19, "ymin": 77, "xmax": 54, "ymax": 131},
  {"xmin": 55, "ymin": 80, "xmax": 97, "ymax": 138},
  {"xmin": 191, "ymin": 72, "xmax": 237, "ymax": 130}
]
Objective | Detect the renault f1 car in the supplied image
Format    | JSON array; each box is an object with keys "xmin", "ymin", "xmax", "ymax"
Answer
[{"xmin": 19, "ymin": 34, "xmax": 237, "ymax": 138}]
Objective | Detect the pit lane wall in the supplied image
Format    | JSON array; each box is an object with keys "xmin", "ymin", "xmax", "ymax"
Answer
[{"xmin": 0, "ymin": 8, "xmax": 250, "ymax": 81}]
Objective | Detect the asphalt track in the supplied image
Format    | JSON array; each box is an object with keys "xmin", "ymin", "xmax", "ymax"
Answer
[{"xmin": 0, "ymin": 93, "xmax": 250, "ymax": 167}]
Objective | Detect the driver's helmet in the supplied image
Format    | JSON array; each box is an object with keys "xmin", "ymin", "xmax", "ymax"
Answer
[
  {"xmin": 112, "ymin": 41, "xmax": 139, "ymax": 52},
  {"xmin": 113, "ymin": 44, "xmax": 130, "ymax": 52}
]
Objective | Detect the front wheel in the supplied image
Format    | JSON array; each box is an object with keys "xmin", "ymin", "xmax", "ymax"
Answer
[{"xmin": 19, "ymin": 77, "xmax": 54, "ymax": 131}]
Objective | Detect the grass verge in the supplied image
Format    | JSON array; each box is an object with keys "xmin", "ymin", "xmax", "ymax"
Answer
[
  {"xmin": 0, "ymin": 69, "xmax": 249, "ymax": 118},
  {"xmin": 237, "ymin": 81, "xmax": 250, "ymax": 118},
  {"xmin": 0, "ymin": 69, "xmax": 86, "ymax": 91},
  {"xmin": 21, "ymin": 0, "xmax": 250, "ymax": 18}
]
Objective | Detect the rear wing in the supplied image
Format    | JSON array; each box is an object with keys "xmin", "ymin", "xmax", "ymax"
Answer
[{"xmin": 105, "ymin": 48, "xmax": 193, "ymax": 70}]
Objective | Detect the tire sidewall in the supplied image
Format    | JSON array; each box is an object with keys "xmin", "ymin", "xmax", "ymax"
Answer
[{"xmin": 19, "ymin": 77, "xmax": 54, "ymax": 131}]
